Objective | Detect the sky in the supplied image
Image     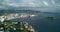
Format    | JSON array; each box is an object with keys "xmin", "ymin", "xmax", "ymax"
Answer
[{"xmin": 0, "ymin": 0, "xmax": 60, "ymax": 9}]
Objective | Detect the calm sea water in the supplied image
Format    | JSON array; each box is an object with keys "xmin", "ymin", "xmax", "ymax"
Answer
[
  {"xmin": 30, "ymin": 13, "xmax": 60, "ymax": 32},
  {"xmin": 0, "ymin": 10, "xmax": 60, "ymax": 32},
  {"xmin": 11, "ymin": 12, "xmax": 60, "ymax": 32}
]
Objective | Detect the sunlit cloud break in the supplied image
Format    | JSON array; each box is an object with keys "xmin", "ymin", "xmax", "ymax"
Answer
[
  {"xmin": 51, "ymin": 0, "xmax": 55, "ymax": 4},
  {"xmin": 43, "ymin": 1, "xmax": 49, "ymax": 6}
]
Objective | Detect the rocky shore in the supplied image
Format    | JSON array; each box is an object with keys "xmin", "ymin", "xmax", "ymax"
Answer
[{"xmin": 0, "ymin": 19, "xmax": 37, "ymax": 32}]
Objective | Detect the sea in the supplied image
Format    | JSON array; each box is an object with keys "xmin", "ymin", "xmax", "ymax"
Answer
[{"xmin": 0, "ymin": 8, "xmax": 60, "ymax": 32}]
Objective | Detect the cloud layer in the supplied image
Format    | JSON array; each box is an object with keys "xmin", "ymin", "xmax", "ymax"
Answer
[{"xmin": 0, "ymin": 0, "xmax": 60, "ymax": 9}]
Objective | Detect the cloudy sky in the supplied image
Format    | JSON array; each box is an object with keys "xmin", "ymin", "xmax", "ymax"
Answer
[{"xmin": 0, "ymin": 0, "xmax": 60, "ymax": 9}]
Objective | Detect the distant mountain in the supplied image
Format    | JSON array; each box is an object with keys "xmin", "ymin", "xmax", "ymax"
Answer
[{"xmin": 0, "ymin": 9, "xmax": 40, "ymax": 15}]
